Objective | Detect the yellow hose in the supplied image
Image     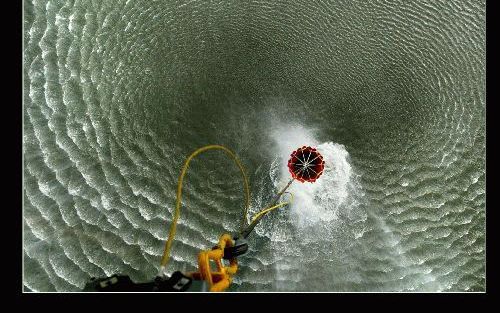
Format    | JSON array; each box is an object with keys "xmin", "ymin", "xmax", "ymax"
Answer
[
  {"xmin": 251, "ymin": 192, "xmax": 294, "ymax": 223},
  {"xmin": 159, "ymin": 144, "xmax": 293, "ymax": 275},
  {"xmin": 159, "ymin": 145, "xmax": 250, "ymax": 272}
]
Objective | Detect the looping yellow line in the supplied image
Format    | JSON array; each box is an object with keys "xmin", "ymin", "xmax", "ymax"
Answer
[
  {"xmin": 159, "ymin": 145, "xmax": 250, "ymax": 271},
  {"xmin": 159, "ymin": 145, "xmax": 293, "ymax": 276}
]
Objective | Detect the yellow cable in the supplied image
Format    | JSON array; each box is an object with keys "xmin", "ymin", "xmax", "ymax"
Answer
[
  {"xmin": 159, "ymin": 145, "xmax": 250, "ymax": 273},
  {"xmin": 251, "ymin": 192, "xmax": 294, "ymax": 223}
]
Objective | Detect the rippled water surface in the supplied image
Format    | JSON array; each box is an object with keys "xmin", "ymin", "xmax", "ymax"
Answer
[{"xmin": 23, "ymin": 0, "xmax": 485, "ymax": 291}]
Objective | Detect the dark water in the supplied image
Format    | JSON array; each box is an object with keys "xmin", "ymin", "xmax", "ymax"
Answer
[{"xmin": 23, "ymin": 0, "xmax": 485, "ymax": 291}]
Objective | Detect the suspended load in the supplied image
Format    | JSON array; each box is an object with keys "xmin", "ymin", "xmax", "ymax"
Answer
[{"xmin": 288, "ymin": 146, "xmax": 325, "ymax": 183}]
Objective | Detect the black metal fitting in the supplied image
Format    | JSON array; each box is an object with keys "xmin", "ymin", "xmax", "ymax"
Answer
[{"xmin": 223, "ymin": 237, "xmax": 249, "ymax": 259}]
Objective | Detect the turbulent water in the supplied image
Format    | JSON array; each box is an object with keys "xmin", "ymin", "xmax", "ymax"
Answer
[{"xmin": 23, "ymin": 0, "xmax": 485, "ymax": 292}]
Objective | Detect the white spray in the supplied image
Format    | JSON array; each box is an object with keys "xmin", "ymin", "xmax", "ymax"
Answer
[{"xmin": 269, "ymin": 124, "xmax": 359, "ymax": 231}]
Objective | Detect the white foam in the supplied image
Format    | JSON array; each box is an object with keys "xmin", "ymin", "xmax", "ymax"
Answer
[
  {"xmin": 269, "ymin": 125, "xmax": 359, "ymax": 230},
  {"xmin": 263, "ymin": 124, "xmax": 365, "ymax": 290}
]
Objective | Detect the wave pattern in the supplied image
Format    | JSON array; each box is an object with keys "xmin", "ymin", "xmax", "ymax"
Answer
[{"xmin": 24, "ymin": 0, "xmax": 484, "ymax": 291}]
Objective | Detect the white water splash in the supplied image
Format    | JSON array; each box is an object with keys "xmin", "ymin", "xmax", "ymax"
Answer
[
  {"xmin": 262, "ymin": 124, "xmax": 365, "ymax": 290},
  {"xmin": 269, "ymin": 125, "xmax": 360, "ymax": 230}
]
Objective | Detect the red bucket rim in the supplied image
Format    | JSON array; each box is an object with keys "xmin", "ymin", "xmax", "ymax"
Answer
[{"xmin": 287, "ymin": 146, "xmax": 325, "ymax": 183}]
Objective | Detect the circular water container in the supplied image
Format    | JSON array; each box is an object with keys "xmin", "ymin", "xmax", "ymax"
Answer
[{"xmin": 288, "ymin": 146, "xmax": 325, "ymax": 183}]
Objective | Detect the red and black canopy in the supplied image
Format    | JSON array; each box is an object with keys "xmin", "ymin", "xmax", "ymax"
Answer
[{"xmin": 287, "ymin": 146, "xmax": 325, "ymax": 183}]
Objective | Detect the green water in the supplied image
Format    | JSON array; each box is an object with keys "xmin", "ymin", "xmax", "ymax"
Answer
[{"xmin": 23, "ymin": 0, "xmax": 485, "ymax": 291}]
